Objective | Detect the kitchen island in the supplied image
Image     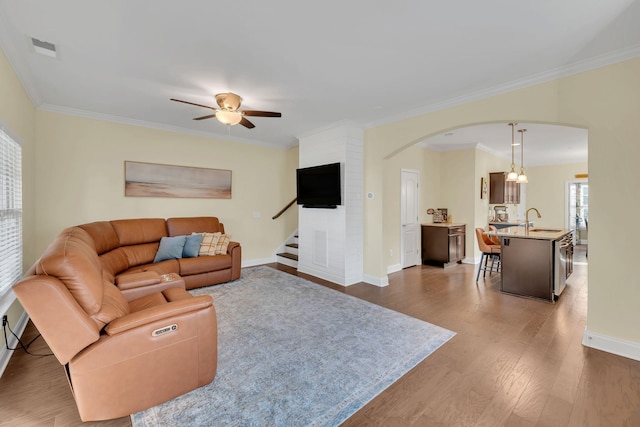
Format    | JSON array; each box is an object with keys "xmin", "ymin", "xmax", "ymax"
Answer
[{"xmin": 489, "ymin": 227, "xmax": 574, "ymax": 302}]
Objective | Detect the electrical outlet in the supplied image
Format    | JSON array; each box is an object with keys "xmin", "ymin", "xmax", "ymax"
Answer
[{"xmin": 2, "ymin": 315, "xmax": 7, "ymax": 326}]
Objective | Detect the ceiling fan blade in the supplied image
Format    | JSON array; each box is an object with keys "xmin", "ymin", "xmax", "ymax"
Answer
[
  {"xmin": 241, "ymin": 110, "xmax": 282, "ymax": 117},
  {"xmin": 193, "ymin": 114, "xmax": 217, "ymax": 121},
  {"xmin": 240, "ymin": 117, "xmax": 255, "ymax": 129},
  {"xmin": 170, "ymin": 98, "xmax": 216, "ymax": 110}
]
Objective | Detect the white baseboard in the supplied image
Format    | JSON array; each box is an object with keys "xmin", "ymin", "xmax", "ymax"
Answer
[
  {"xmin": 242, "ymin": 257, "xmax": 276, "ymax": 268},
  {"xmin": 362, "ymin": 274, "xmax": 389, "ymax": 287},
  {"xmin": 0, "ymin": 310, "xmax": 29, "ymax": 378},
  {"xmin": 386, "ymin": 263, "xmax": 402, "ymax": 274},
  {"xmin": 582, "ymin": 329, "xmax": 640, "ymax": 362}
]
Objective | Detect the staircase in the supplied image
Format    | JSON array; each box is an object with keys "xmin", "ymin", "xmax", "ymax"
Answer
[{"xmin": 276, "ymin": 234, "xmax": 298, "ymax": 269}]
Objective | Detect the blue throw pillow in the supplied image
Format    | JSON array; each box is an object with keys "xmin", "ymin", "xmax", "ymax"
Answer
[
  {"xmin": 154, "ymin": 235, "xmax": 187, "ymax": 263},
  {"xmin": 183, "ymin": 233, "xmax": 203, "ymax": 258}
]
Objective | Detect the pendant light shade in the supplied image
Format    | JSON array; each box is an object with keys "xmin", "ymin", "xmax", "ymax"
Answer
[
  {"xmin": 506, "ymin": 123, "xmax": 518, "ymax": 181},
  {"xmin": 215, "ymin": 110, "xmax": 243, "ymax": 125},
  {"xmin": 517, "ymin": 128, "xmax": 528, "ymax": 183}
]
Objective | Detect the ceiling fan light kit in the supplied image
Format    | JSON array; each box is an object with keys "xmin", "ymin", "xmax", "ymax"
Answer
[
  {"xmin": 171, "ymin": 92, "xmax": 281, "ymax": 129},
  {"xmin": 215, "ymin": 110, "xmax": 243, "ymax": 125}
]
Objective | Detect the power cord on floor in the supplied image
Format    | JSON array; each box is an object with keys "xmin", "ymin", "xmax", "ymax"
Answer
[{"xmin": 2, "ymin": 315, "xmax": 53, "ymax": 357}]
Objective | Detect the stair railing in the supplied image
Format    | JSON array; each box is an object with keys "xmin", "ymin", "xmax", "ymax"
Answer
[{"xmin": 272, "ymin": 197, "xmax": 297, "ymax": 220}]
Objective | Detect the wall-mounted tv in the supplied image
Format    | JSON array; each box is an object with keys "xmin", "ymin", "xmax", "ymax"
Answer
[{"xmin": 296, "ymin": 162, "xmax": 342, "ymax": 208}]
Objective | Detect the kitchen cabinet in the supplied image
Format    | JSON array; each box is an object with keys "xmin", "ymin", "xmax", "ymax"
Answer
[
  {"xmin": 495, "ymin": 227, "xmax": 573, "ymax": 302},
  {"xmin": 489, "ymin": 172, "xmax": 520, "ymax": 204},
  {"xmin": 421, "ymin": 224, "xmax": 466, "ymax": 267}
]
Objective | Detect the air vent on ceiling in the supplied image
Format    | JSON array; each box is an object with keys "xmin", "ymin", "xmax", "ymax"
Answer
[{"xmin": 31, "ymin": 37, "xmax": 57, "ymax": 58}]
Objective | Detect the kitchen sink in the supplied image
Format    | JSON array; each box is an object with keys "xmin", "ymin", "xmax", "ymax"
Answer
[{"xmin": 529, "ymin": 228, "xmax": 562, "ymax": 233}]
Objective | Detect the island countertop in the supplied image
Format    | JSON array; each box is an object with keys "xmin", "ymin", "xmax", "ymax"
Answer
[
  {"xmin": 489, "ymin": 226, "xmax": 572, "ymax": 241},
  {"xmin": 421, "ymin": 222, "xmax": 466, "ymax": 228}
]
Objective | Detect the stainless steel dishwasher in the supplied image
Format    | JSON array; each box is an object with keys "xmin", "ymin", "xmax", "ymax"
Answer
[{"xmin": 500, "ymin": 237, "xmax": 555, "ymax": 302}]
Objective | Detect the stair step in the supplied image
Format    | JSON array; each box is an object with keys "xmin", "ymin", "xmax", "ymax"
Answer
[
  {"xmin": 286, "ymin": 243, "xmax": 299, "ymax": 249},
  {"xmin": 277, "ymin": 252, "xmax": 298, "ymax": 261}
]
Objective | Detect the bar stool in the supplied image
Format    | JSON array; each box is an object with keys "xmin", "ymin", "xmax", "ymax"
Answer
[{"xmin": 475, "ymin": 227, "xmax": 501, "ymax": 282}]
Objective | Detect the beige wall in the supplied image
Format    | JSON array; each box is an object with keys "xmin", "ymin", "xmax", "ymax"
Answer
[
  {"xmin": 526, "ymin": 162, "xmax": 588, "ymax": 229},
  {"xmin": 34, "ymin": 111, "xmax": 298, "ymax": 262},
  {"xmin": 0, "ymin": 49, "xmax": 36, "ymax": 330},
  {"xmin": 475, "ymin": 148, "xmax": 511, "ymax": 255},
  {"xmin": 365, "ymin": 57, "xmax": 640, "ymax": 346},
  {"xmin": 383, "ymin": 145, "xmax": 442, "ymax": 267},
  {"xmin": 382, "ymin": 143, "xmax": 582, "ymax": 265}
]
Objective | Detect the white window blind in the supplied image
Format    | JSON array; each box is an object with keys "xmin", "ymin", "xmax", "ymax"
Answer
[{"xmin": 0, "ymin": 128, "xmax": 22, "ymax": 297}]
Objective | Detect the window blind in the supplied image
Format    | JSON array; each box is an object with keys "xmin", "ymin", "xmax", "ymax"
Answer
[{"xmin": 0, "ymin": 128, "xmax": 22, "ymax": 297}]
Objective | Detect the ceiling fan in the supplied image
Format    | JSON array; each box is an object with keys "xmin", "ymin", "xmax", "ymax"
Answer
[{"xmin": 170, "ymin": 92, "xmax": 281, "ymax": 129}]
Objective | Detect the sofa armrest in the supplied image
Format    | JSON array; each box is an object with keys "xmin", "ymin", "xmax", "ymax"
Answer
[
  {"xmin": 13, "ymin": 275, "xmax": 101, "ymax": 364},
  {"xmin": 104, "ymin": 295, "xmax": 213, "ymax": 335},
  {"xmin": 228, "ymin": 241, "xmax": 241, "ymax": 280},
  {"xmin": 117, "ymin": 272, "xmax": 186, "ymax": 301},
  {"xmin": 116, "ymin": 271, "xmax": 161, "ymax": 290}
]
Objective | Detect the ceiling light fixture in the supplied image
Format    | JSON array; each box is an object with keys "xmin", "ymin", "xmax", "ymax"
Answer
[
  {"xmin": 517, "ymin": 129, "xmax": 528, "ymax": 183},
  {"xmin": 506, "ymin": 122, "xmax": 518, "ymax": 181},
  {"xmin": 215, "ymin": 110, "xmax": 243, "ymax": 125}
]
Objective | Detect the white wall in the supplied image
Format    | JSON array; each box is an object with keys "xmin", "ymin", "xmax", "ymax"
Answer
[{"xmin": 298, "ymin": 124, "xmax": 363, "ymax": 285}]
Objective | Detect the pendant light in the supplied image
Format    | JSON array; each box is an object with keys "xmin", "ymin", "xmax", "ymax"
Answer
[
  {"xmin": 506, "ymin": 123, "xmax": 518, "ymax": 181},
  {"xmin": 517, "ymin": 128, "xmax": 528, "ymax": 183}
]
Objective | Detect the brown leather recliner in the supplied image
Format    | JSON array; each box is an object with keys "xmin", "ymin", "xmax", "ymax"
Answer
[{"xmin": 13, "ymin": 226, "xmax": 217, "ymax": 421}]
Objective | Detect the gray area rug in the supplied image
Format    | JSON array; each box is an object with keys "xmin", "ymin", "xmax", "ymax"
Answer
[{"xmin": 131, "ymin": 266, "xmax": 455, "ymax": 427}]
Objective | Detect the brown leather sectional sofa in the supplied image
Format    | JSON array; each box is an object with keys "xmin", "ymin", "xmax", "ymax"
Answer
[
  {"xmin": 13, "ymin": 216, "xmax": 240, "ymax": 421},
  {"xmin": 80, "ymin": 216, "xmax": 241, "ymax": 290}
]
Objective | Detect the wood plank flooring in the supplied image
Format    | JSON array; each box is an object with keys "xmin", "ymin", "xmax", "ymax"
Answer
[{"xmin": 1, "ymin": 245, "xmax": 639, "ymax": 426}]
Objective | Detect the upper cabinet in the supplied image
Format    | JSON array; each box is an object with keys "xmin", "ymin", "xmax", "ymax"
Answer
[{"xmin": 489, "ymin": 172, "xmax": 520, "ymax": 204}]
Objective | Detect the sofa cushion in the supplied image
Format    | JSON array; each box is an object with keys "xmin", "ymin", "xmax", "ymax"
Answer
[
  {"xmin": 111, "ymin": 218, "xmax": 167, "ymax": 246},
  {"xmin": 199, "ymin": 232, "xmax": 222, "ymax": 256},
  {"xmin": 214, "ymin": 234, "xmax": 231, "ymax": 255},
  {"xmin": 78, "ymin": 221, "xmax": 120, "ymax": 255},
  {"xmin": 154, "ymin": 236, "xmax": 187, "ymax": 263},
  {"xmin": 178, "ymin": 255, "xmax": 231, "ymax": 276},
  {"xmin": 92, "ymin": 281, "xmax": 131, "ymax": 327},
  {"xmin": 35, "ymin": 227, "xmax": 104, "ymax": 315},
  {"xmin": 122, "ymin": 242, "xmax": 160, "ymax": 267},
  {"xmin": 120, "ymin": 259, "xmax": 180, "ymax": 277},
  {"xmin": 99, "ymin": 247, "xmax": 130, "ymax": 282},
  {"xmin": 183, "ymin": 234, "xmax": 203, "ymax": 258},
  {"xmin": 128, "ymin": 292, "xmax": 168, "ymax": 313},
  {"xmin": 166, "ymin": 217, "xmax": 222, "ymax": 236}
]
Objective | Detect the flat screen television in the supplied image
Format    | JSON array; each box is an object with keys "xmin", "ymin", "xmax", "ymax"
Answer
[{"xmin": 296, "ymin": 162, "xmax": 342, "ymax": 208}]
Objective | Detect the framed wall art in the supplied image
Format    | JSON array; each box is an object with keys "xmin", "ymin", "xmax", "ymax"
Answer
[
  {"xmin": 124, "ymin": 161, "xmax": 232, "ymax": 199},
  {"xmin": 481, "ymin": 176, "xmax": 487, "ymax": 199}
]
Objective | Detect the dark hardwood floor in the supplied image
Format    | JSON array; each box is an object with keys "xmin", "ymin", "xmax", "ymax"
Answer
[{"xmin": 2, "ymin": 245, "xmax": 639, "ymax": 426}]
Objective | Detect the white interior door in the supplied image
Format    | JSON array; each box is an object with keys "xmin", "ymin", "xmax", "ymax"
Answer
[{"xmin": 401, "ymin": 170, "xmax": 420, "ymax": 268}]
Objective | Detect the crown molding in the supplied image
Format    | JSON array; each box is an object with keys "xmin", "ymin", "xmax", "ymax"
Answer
[
  {"xmin": 295, "ymin": 119, "xmax": 363, "ymax": 140},
  {"xmin": 365, "ymin": 44, "xmax": 640, "ymax": 130},
  {"xmin": 37, "ymin": 104, "xmax": 293, "ymax": 150}
]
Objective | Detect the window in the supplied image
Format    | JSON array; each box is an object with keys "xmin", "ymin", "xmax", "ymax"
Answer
[{"xmin": 0, "ymin": 127, "xmax": 22, "ymax": 297}]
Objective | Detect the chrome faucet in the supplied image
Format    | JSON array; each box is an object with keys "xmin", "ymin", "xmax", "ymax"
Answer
[{"xmin": 525, "ymin": 208, "xmax": 542, "ymax": 234}]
